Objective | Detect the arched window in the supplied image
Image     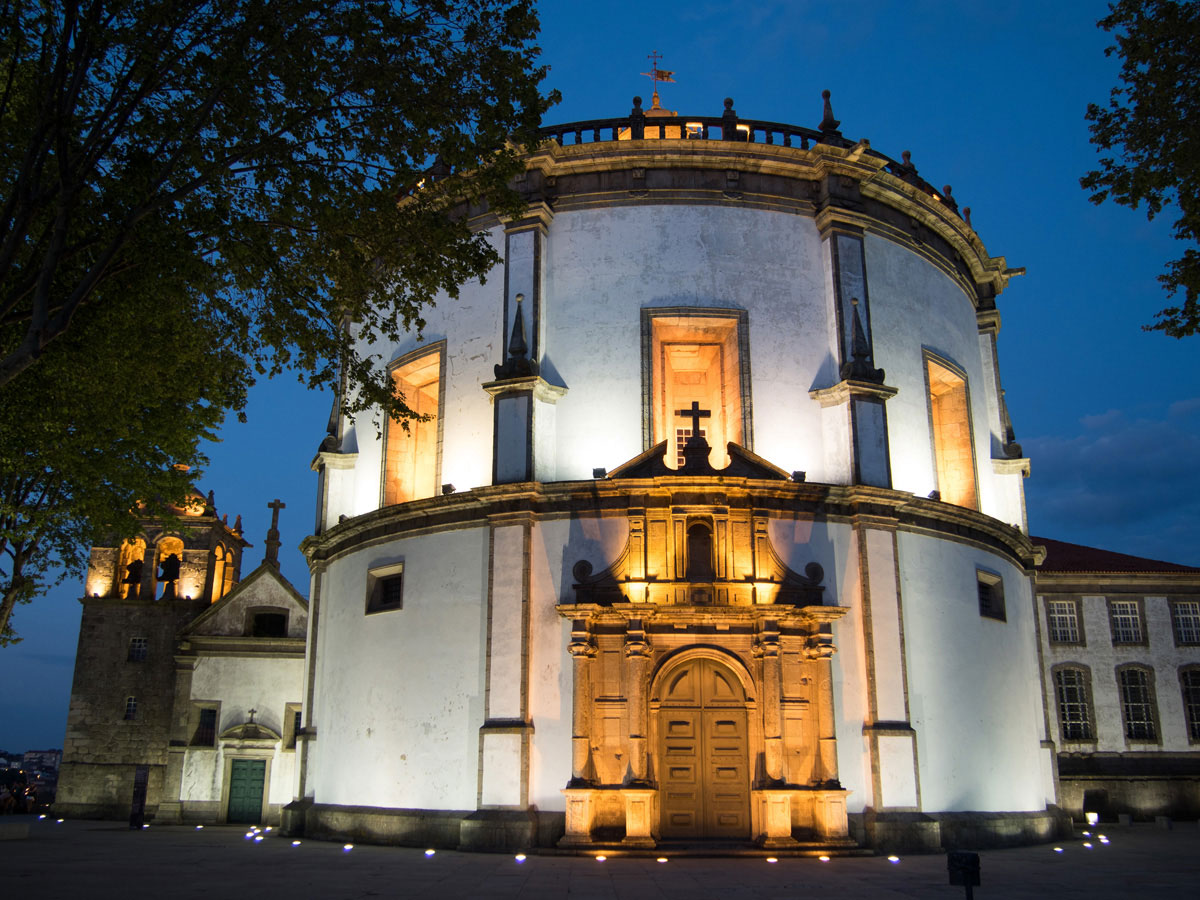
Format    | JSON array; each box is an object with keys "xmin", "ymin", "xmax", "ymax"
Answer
[
  {"xmin": 1181, "ymin": 667, "xmax": 1200, "ymax": 742},
  {"xmin": 211, "ymin": 544, "xmax": 234, "ymax": 602},
  {"xmin": 1116, "ymin": 665, "xmax": 1158, "ymax": 741},
  {"xmin": 155, "ymin": 536, "xmax": 184, "ymax": 600},
  {"xmin": 1052, "ymin": 665, "xmax": 1094, "ymax": 741},
  {"xmin": 116, "ymin": 538, "xmax": 146, "ymax": 599}
]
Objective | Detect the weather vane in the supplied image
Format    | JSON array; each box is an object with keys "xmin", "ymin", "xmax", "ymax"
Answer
[{"xmin": 640, "ymin": 50, "xmax": 676, "ymax": 105}]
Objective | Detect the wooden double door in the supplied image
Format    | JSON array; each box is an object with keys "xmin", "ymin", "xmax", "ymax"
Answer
[{"xmin": 657, "ymin": 658, "xmax": 751, "ymax": 840}]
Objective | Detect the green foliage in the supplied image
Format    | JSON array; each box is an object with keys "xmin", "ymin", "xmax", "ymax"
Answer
[
  {"xmin": 1081, "ymin": 0, "xmax": 1200, "ymax": 336},
  {"xmin": 0, "ymin": 1, "xmax": 556, "ymax": 641}
]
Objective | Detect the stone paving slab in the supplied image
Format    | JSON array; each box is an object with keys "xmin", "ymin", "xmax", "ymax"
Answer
[{"xmin": 0, "ymin": 816, "xmax": 1198, "ymax": 899}]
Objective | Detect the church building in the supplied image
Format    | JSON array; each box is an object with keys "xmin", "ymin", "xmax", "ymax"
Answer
[{"xmin": 56, "ymin": 90, "xmax": 1200, "ymax": 851}]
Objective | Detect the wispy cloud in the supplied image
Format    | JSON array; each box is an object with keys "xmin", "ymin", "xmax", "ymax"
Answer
[{"xmin": 1024, "ymin": 399, "xmax": 1200, "ymax": 565}]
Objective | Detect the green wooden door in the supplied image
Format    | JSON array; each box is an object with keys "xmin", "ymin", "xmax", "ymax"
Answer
[{"xmin": 227, "ymin": 759, "xmax": 266, "ymax": 824}]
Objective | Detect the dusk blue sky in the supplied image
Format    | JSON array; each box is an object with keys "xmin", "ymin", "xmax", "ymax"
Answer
[{"xmin": 2, "ymin": 0, "xmax": 1197, "ymax": 752}]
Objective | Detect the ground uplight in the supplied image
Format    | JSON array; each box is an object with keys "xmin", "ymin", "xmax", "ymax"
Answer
[
  {"xmin": 515, "ymin": 854, "xmax": 526, "ymax": 862},
  {"xmin": 818, "ymin": 855, "xmax": 830, "ymax": 862},
  {"xmin": 887, "ymin": 855, "xmax": 900, "ymax": 863}
]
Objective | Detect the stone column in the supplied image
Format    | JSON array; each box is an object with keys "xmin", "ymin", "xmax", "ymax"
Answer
[
  {"xmin": 623, "ymin": 619, "xmax": 652, "ymax": 784},
  {"xmin": 567, "ymin": 619, "xmax": 596, "ymax": 784}
]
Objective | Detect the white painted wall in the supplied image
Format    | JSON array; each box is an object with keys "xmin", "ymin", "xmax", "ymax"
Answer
[
  {"xmin": 897, "ymin": 533, "xmax": 1045, "ymax": 812},
  {"xmin": 183, "ymin": 654, "xmax": 305, "ymax": 806},
  {"xmin": 308, "ymin": 528, "xmax": 489, "ymax": 810}
]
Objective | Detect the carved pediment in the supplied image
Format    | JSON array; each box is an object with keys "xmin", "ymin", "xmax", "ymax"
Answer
[
  {"xmin": 608, "ymin": 440, "xmax": 791, "ymax": 480},
  {"xmin": 569, "ymin": 504, "xmax": 825, "ymax": 609}
]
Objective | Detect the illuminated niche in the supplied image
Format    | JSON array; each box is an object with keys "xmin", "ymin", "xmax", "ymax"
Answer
[
  {"xmin": 925, "ymin": 354, "xmax": 977, "ymax": 509},
  {"xmin": 155, "ymin": 536, "xmax": 184, "ymax": 599},
  {"xmin": 645, "ymin": 310, "xmax": 749, "ymax": 469},
  {"xmin": 383, "ymin": 345, "xmax": 444, "ymax": 506},
  {"xmin": 211, "ymin": 544, "xmax": 234, "ymax": 602},
  {"xmin": 116, "ymin": 538, "xmax": 146, "ymax": 599}
]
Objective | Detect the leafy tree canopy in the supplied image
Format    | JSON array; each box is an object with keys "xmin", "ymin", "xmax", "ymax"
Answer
[
  {"xmin": 1081, "ymin": 0, "xmax": 1200, "ymax": 337},
  {"xmin": 0, "ymin": 0, "xmax": 556, "ymax": 641}
]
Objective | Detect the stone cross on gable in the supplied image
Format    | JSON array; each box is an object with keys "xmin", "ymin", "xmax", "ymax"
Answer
[
  {"xmin": 265, "ymin": 499, "xmax": 285, "ymax": 568},
  {"xmin": 676, "ymin": 401, "xmax": 711, "ymax": 437}
]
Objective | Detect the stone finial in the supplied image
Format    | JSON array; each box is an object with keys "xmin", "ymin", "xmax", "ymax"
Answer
[
  {"xmin": 819, "ymin": 89, "xmax": 841, "ymax": 134},
  {"xmin": 900, "ymin": 150, "xmax": 918, "ymax": 175},
  {"xmin": 233, "ymin": 514, "xmax": 242, "ymax": 534},
  {"xmin": 721, "ymin": 97, "xmax": 739, "ymax": 141},
  {"xmin": 493, "ymin": 293, "xmax": 538, "ymax": 379},
  {"xmin": 963, "ymin": 206, "xmax": 973, "ymax": 228},
  {"xmin": 941, "ymin": 185, "xmax": 959, "ymax": 214},
  {"xmin": 839, "ymin": 298, "xmax": 885, "ymax": 384},
  {"xmin": 204, "ymin": 490, "xmax": 216, "ymax": 516},
  {"xmin": 632, "ymin": 96, "xmax": 643, "ymax": 110}
]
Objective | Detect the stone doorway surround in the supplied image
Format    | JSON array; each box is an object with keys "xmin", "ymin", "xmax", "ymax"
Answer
[{"xmin": 557, "ymin": 478, "xmax": 852, "ymax": 850}]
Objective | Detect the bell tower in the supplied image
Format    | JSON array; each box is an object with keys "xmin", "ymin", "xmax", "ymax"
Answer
[{"xmin": 55, "ymin": 489, "xmax": 249, "ymax": 821}]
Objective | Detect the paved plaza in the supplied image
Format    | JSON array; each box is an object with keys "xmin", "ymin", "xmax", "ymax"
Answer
[{"xmin": 2, "ymin": 816, "xmax": 1199, "ymax": 898}]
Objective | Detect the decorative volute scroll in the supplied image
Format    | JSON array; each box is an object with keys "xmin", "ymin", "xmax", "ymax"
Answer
[{"xmin": 569, "ymin": 508, "xmax": 825, "ymax": 609}]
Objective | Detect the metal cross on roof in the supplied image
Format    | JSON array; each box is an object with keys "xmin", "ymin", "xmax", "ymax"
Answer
[{"xmin": 676, "ymin": 401, "xmax": 711, "ymax": 436}]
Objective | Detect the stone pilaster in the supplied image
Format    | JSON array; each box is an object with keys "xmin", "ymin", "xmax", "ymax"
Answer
[{"xmin": 623, "ymin": 619, "xmax": 652, "ymax": 785}]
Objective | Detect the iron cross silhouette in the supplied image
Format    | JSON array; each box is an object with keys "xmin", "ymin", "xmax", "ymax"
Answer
[{"xmin": 676, "ymin": 401, "xmax": 711, "ymax": 435}]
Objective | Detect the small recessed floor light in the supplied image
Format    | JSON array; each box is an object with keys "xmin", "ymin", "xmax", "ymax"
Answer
[
  {"xmin": 766, "ymin": 857, "xmax": 778, "ymax": 863},
  {"xmin": 818, "ymin": 855, "xmax": 831, "ymax": 862},
  {"xmin": 142, "ymin": 824, "xmax": 149, "ymax": 829},
  {"xmin": 264, "ymin": 827, "xmax": 272, "ymax": 832},
  {"xmin": 56, "ymin": 818, "xmax": 63, "ymax": 823},
  {"xmin": 515, "ymin": 854, "xmax": 526, "ymax": 862},
  {"xmin": 38, "ymin": 815, "xmax": 46, "ymax": 820},
  {"xmin": 424, "ymin": 849, "xmax": 436, "ymax": 857},
  {"xmin": 1054, "ymin": 847, "xmax": 1064, "ymax": 853},
  {"xmin": 1083, "ymin": 842, "xmax": 1093, "ymax": 849},
  {"xmin": 195, "ymin": 825, "xmax": 204, "ymax": 830},
  {"xmin": 343, "ymin": 844, "xmax": 354, "ymax": 852},
  {"xmin": 887, "ymin": 855, "xmax": 900, "ymax": 863},
  {"xmin": 657, "ymin": 857, "xmax": 669, "ymax": 863},
  {"xmin": 254, "ymin": 835, "xmax": 263, "ymax": 843},
  {"xmin": 595, "ymin": 855, "xmax": 607, "ymax": 862},
  {"xmin": 292, "ymin": 840, "xmax": 302, "ymax": 846}
]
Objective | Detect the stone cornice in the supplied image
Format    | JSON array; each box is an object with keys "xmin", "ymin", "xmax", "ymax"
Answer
[
  {"xmin": 302, "ymin": 480, "xmax": 1039, "ymax": 571},
  {"xmin": 809, "ymin": 380, "xmax": 899, "ymax": 407}
]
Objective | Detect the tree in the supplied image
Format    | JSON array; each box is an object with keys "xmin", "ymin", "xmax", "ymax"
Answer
[
  {"xmin": 1081, "ymin": 0, "xmax": 1200, "ymax": 337},
  {"xmin": 0, "ymin": 1, "xmax": 556, "ymax": 641}
]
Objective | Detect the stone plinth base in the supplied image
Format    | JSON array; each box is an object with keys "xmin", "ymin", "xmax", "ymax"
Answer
[{"xmin": 459, "ymin": 809, "xmax": 539, "ymax": 852}]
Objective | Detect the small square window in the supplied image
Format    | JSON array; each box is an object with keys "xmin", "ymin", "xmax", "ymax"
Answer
[
  {"xmin": 1109, "ymin": 600, "xmax": 1144, "ymax": 644},
  {"xmin": 1172, "ymin": 601, "xmax": 1200, "ymax": 645},
  {"xmin": 977, "ymin": 570, "xmax": 1005, "ymax": 621},
  {"xmin": 124, "ymin": 697, "xmax": 137, "ymax": 720},
  {"xmin": 366, "ymin": 562, "xmax": 405, "ymax": 614},
  {"xmin": 249, "ymin": 610, "xmax": 288, "ymax": 637},
  {"xmin": 127, "ymin": 637, "xmax": 148, "ymax": 662}
]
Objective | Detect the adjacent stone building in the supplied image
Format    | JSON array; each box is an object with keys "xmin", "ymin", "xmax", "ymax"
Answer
[{"xmin": 1034, "ymin": 537, "xmax": 1200, "ymax": 821}]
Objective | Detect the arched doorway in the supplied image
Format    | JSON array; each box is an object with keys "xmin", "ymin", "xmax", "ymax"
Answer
[{"xmin": 656, "ymin": 656, "xmax": 750, "ymax": 840}]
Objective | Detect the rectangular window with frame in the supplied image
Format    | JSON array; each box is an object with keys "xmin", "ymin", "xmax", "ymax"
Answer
[
  {"xmin": 1117, "ymin": 667, "xmax": 1158, "ymax": 741},
  {"xmin": 1181, "ymin": 669, "xmax": 1200, "ymax": 742},
  {"xmin": 127, "ymin": 636, "xmax": 148, "ymax": 662},
  {"xmin": 1108, "ymin": 600, "xmax": 1144, "ymax": 644},
  {"xmin": 366, "ymin": 562, "xmax": 405, "ymax": 615},
  {"xmin": 124, "ymin": 696, "xmax": 138, "ymax": 721},
  {"xmin": 1172, "ymin": 600, "xmax": 1200, "ymax": 645},
  {"xmin": 191, "ymin": 705, "xmax": 218, "ymax": 747},
  {"xmin": 1046, "ymin": 599, "xmax": 1082, "ymax": 644},
  {"xmin": 925, "ymin": 354, "xmax": 978, "ymax": 510},
  {"xmin": 283, "ymin": 703, "xmax": 303, "ymax": 750},
  {"xmin": 976, "ymin": 570, "xmax": 1006, "ymax": 621},
  {"xmin": 642, "ymin": 308, "xmax": 751, "ymax": 471},
  {"xmin": 1053, "ymin": 667, "xmax": 1093, "ymax": 741},
  {"xmin": 382, "ymin": 344, "xmax": 445, "ymax": 506}
]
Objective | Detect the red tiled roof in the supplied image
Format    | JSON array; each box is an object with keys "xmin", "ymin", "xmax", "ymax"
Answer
[{"xmin": 1033, "ymin": 536, "xmax": 1200, "ymax": 574}]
